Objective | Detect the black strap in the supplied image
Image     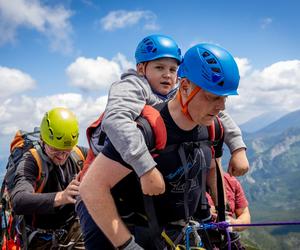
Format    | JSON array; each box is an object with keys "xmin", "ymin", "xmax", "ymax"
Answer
[
  {"xmin": 215, "ymin": 159, "xmax": 226, "ymax": 222},
  {"xmin": 142, "ymin": 195, "xmax": 164, "ymax": 249},
  {"xmin": 178, "ymin": 144, "xmax": 191, "ymax": 221},
  {"xmin": 136, "ymin": 116, "xmax": 156, "ymax": 151}
]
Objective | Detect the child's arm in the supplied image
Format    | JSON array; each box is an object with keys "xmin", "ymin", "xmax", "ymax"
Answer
[
  {"xmin": 228, "ymin": 148, "xmax": 249, "ymax": 176},
  {"xmin": 101, "ymin": 74, "xmax": 165, "ymax": 194},
  {"xmin": 218, "ymin": 111, "xmax": 249, "ymax": 176}
]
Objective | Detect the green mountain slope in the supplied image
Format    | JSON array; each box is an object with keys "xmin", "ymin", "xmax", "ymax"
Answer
[{"xmin": 239, "ymin": 120, "xmax": 300, "ymax": 249}]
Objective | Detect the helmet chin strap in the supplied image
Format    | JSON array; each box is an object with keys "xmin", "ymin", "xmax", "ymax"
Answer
[{"xmin": 176, "ymin": 86, "xmax": 200, "ymax": 121}]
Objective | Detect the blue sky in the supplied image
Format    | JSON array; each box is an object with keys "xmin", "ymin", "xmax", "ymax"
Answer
[{"xmin": 0, "ymin": 0, "xmax": 300, "ymax": 162}]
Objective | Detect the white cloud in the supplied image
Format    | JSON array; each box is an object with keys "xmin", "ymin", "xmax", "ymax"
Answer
[
  {"xmin": 1, "ymin": 56, "xmax": 300, "ymax": 159},
  {"xmin": 0, "ymin": 0, "xmax": 73, "ymax": 54},
  {"xmin": 261, "ymin": 17, "xmax": 273, "ymax": 29},
  {"xmin": 0, "ymin": 93, "xmax": 108, "ymax": 159},
  {"xmin": 66, "ymin": 54, "xmax": 134, "ymax": 92},
  {"xmin": 100, "ymin": 10, "xmax": 159, "ymax": 31},
  {"xmin": 234, "ymin": 57, "xmax": 252, "ymax": 78},
  {"xmin": 227, "ymin": 60, "xmax": 300, "ymax": 124},
  {"xmin": 0, "ymin": 66, "xmax": 35, "ymax": 99},
  {"xmin": 112, "ymin": 53, "xmax": 135, "ymax": 72}
]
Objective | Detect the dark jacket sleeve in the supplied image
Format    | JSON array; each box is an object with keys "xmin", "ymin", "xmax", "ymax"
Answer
[{"xmin": 10, "ymin": 152, "xmax": 57, "ymax": 215}]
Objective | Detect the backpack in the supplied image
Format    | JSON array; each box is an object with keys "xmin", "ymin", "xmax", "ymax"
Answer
[
  {"xmin": 79, "ymin": 104, "xmax": 223, "ymax": 179},
  {"xmin": 0, "ymin": 128, "xmax": 85, "ymax": 250}
]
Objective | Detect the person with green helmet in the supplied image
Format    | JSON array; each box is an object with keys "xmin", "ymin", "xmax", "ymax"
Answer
[
  {"xmin": 40, "ymin": 107, "xmax": 80, "ymax": 165},
  {"xmin": 79, "ymin": 43, "xmax": 244, "ymax": 249},
  {"xmin": 10, "ymin": 107, "xmax": 87, "ymax": 250}
]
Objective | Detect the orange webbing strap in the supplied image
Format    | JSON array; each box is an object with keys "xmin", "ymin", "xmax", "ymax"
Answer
[
  {"xmin": 29, "ymin": 148, "xmax": 45, "ymax": 193},
  {"xmin": 10, "ymin": 130, "xmax": 24, "ymax": 153},
  {"xmin": 72, "ymin": 146, "xmax": 85, "ymax": 162},
  {"xmin": 176, "ymin": 87, "xmax": 200, "ymax": 121}
]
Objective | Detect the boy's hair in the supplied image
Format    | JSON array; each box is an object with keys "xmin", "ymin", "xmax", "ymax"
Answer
[{"xmin": 135, "ymin": 34, "xmax": 182, "ymax": 65}]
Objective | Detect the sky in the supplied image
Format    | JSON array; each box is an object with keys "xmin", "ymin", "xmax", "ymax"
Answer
[{"xmin": 0, "ymin": 0, "xmax": 300, "ymax": 162}]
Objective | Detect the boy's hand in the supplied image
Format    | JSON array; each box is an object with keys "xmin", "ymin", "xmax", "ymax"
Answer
[
  {"xmin": 140, "ymin": 167, "xmax": 165, "ymax": 196},
  {"xmin": 228, "ymin": 148, "xmax": 249, "ymax": 176}
]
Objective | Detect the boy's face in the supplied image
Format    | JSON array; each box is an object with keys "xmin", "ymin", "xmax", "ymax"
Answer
[{"xmin": 139, "ymin": 58, "xmax": 178, "ymax": 95}]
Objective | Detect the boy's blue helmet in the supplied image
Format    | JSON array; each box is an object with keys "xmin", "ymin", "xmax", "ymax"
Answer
[
  {"xmin": 135, "ymin": 34, "xmax": 182, "ymax": 64},
  {"xmin": 178, "ymin": 43, "xmax": 240, "ymax": 96}
]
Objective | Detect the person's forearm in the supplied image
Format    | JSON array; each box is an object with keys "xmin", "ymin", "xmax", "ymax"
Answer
[
  {"xmin": 232, "ymin": 207, "xmax": 251, "ymax": 231},
  {"xmin": 81, "ymin": 184, "xmax": 131, "ymax": 246},
  {"xmin": 12, "ymin": 191, "xmax": 56, "ymax": 214},
  {"xmin": 79, "ymin": 154, "xmax": 133, "ymax": 247}
]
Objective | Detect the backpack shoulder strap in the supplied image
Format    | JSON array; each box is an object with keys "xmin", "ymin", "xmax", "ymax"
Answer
[
  {"xmin": 207, "ymin": 116, "xmax": 226, "ymax": 222},
  {"xmin": 72, "ymin": 146, "xmax": 85, "ymax": 162},
  {"xmin": 29, "ymin": 144, "xmax": 49, "ymax": 193},
  {"xmin": 214, "ymin": 116, "xmax": 224, "ymax": 143},
  {"xmin": 70, "ymin": 146, "xmax": 86, "ymax": 171}
]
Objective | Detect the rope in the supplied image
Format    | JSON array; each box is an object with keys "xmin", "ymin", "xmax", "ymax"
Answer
[
  {"xmin": 183, "ymin": 220, "xmax": 300, "ymax": 250},
  {"xmin": 214, "ymin": 220, "xmax": 300, "ymax": 229}
]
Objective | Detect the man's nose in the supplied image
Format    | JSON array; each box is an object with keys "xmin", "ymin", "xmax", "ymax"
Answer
[{"xmin": 215, "ymin": 97, "xmax": 226, "ymax": 111}]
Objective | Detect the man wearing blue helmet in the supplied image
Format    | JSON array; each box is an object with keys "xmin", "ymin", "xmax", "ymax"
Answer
[
  {"xmin": 82, "ymin": 35, "xmax": 248, "ymax": 197},
  {"xmin": 80, "ymin": 43, "xmax": 244, "ymax": 249}
]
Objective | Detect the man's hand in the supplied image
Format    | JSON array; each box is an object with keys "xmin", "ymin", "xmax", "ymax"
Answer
[
  {"xmin": 54, "ymin": 177, "xmax": 80, "ymax": 207},
  {"xmin": 227, "ymin": 148, "xmax": 249, "ymax": 176},
  {"xmin": 140, "ymin": 167, "xmax": 165, "ymax": 196}
]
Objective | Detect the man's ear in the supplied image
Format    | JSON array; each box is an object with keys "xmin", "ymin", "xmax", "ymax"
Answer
[
  {"xmin": 136, "ymin": 63, "xmax": 145, "ymax": 76},
  {"xmin": 179, "ymin": 78, "xmax": 191, "ymax": 92}
]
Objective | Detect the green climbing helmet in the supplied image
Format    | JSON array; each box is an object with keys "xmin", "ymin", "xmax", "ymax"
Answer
[{"xmin": 40, "ymin": 107, "xmax": 79, "ymax": 150}]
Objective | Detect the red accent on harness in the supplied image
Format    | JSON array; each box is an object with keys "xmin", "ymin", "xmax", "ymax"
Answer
[
  {"xmin": 207, "ymin": 116, "xmax": 223, "ymax": 158},
  {"xmin": 86, "ymin": 113, "xmax": 105, "ymax": 148},
  {"xmin": 141, "ymin": 105, "xmax": 167, "ymax": 151},
  {"xmin": 79, "ymin": 149, "xmax": 95, "ymax": 182},
  {"xmin": 208, "ymin": 120, "xmax": 216, "ymax": 158},
  {"xmin": 79, "ymin": 106, "xmax": 167, "ymax": 180},
  {"xmin": 78, "ymin": 114, "xmax": 104, "ymax": 181}
]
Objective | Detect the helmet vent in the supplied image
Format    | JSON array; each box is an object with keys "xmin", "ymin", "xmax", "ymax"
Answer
[
  {"xmin": 202, "ymin": 51, "xmax": 210, "ymax": 57},
  {"xmin": 206, "ymin": 58, "xmax": 217, "ymax": 64},
  {"xmin": 143, "ymin": 39, "xmax": 156, "ymax": 54},
  {"xmin": 211, "ymin": 67, "xmax": 221, "ymax": 73},
  {"xmin": 218, "ymin": 81, "xmax": 224, "ymax": 87},
  {"xmin": 48, "ymin": 128, "xmax": 54, "ymax": 140}
]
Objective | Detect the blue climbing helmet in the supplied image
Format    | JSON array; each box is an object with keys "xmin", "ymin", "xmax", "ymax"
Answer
[
  {"xmin": 178, "ymin": 43, "xmax": 240, "ymax": 96},
  {"xmin": 135, "ymin": 34, "xmax": 182, "ymax": 64}
]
